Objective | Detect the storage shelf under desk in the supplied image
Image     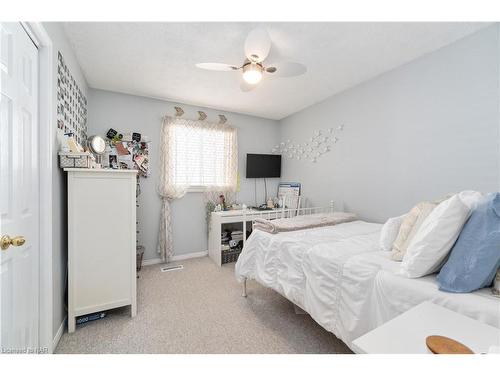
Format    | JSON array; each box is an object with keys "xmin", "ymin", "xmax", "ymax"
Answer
[{"xmin": 208, "ymin": 208, "xmax": 285, "ymax": 267}]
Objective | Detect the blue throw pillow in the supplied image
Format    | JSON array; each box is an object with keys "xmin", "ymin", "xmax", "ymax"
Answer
[{"xmin": 437, "ymin": 192, "xmax": 500, "ymax": 293}]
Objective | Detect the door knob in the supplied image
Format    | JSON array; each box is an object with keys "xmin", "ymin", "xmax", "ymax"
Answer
[{"xmin": 1, "ymin": 235, "xmax": 26, "ymax": 250}]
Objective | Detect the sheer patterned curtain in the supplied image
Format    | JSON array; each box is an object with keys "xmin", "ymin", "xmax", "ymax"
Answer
[{"xmin": 157, "ymin": 116, "xmax": 238, "ymax": 262}]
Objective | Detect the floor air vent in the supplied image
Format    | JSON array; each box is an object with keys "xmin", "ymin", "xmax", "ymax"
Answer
[{"xmin": 161, "ymin": 265, "xmax": 184, "ymax": 272}]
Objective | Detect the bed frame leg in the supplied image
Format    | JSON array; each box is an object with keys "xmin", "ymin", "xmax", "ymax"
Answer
[{"xmin": 242, "ymin": 278, "xmax": 247, "ymax": 297}]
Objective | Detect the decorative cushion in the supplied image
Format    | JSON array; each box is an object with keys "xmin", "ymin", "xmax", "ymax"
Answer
[
  {"xmin": 433, "ymin": 191, "xmax": 482, "ymax": 208},
  {"xmin": 391, "ymin": 202, "xmax": 437, "ymax": 261},
  {"xmin": 379, "ymin": 214, "xmax": 406, "ymax": 251},
  {"xmin": 437, "ymin": 193, "xmax": 500, "ymax": 292},
  {"xmin": 457, "ymin": 190, "xmax": 484, "ymax": 210},
  {"xmin": 400, "ymin": 195, "xmax": 471, "ymax": 278}
]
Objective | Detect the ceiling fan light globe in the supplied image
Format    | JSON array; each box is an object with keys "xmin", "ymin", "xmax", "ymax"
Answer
[
  {"xmin": 242, "ymin": 63, "xmax": 263, "ymax": 85},
  {"xmin": 243, "ymin": 70, "xmax": 261, "ymax": 84}
]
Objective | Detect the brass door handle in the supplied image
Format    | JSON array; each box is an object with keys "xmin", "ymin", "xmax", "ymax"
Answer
[{"xmin": 1, "ymin": 235, "xmax": 26, "ymax": 250}]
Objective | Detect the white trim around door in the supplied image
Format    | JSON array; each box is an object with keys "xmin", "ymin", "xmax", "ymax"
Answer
[{"xmin": 23, "ymin": 22, "xmax": 55, "ymax": 354}]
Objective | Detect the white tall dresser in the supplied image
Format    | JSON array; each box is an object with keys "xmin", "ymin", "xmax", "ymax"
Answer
[{"xmin": 65, "ymin": 168, "xmax": 137, "ymax": 333}]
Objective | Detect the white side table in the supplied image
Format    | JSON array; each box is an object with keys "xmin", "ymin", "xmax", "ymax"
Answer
[{"xmin": 351, "ymin": 301, "xmax": 500, "ymax": 354}]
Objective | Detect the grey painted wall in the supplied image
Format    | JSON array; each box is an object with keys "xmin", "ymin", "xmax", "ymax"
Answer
[
  {"xmin": 42, "ymin": 22, "xmax": 89, "ymax": 340},
  {"xmin": 88, "ymin": 89, "xmax": 280, "ymax": 261},
  {"xmin": 279, "ymin": 25, "xmax": 500, "ymax": 223},
  {"xmin": 46, "ymin": 22, "xmax": 499, "ymax": 343}
]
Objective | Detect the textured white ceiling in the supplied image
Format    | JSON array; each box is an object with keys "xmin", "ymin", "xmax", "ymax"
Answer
[{"xmin": 63, "ymin": 22, "xmax": 490, "ymax": 120}]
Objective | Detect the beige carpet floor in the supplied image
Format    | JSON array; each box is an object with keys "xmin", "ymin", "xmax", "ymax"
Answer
[{"xmin": 55, "ymin": 256, "xmax": 352, "ymax": 354}]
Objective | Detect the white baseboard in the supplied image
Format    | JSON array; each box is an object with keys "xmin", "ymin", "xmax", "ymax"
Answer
[
  {"xmin": 142, "ymin": 258, "xmax": 164, "ymax": 266},
  {"xmin": 142, "ymin": 250, "xmax": 208, "ymax": 266},
  {"xmin": 52, "ymin": 317, "xmax": 66, "ymax": 352},
  {"xmin": 171, "ymin": 250, "xmax": 208, "ymax": 261}
]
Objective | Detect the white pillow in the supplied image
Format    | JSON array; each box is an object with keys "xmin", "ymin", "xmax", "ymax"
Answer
[
  {"xmin": 400, "ymin": 195, "xmax": 471, "ymax": 278},
  {"xmin": 379, "ymin": 214, "xmax": 406, "ymax": 251},
  {"xmin": 457, "ymin": 190, "xmax": 483, "ymax": 210},
  {"xmin": 391, "ymin": 202, "xmax": 437, "ymax": 261}
]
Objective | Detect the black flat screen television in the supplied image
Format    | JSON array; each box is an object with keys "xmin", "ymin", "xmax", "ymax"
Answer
[{"xmin": 246, "ymin": 154, "xmax": 281, "ymax": 178}]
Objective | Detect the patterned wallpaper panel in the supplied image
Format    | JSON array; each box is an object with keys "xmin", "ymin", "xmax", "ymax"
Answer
[{"xmin": 57, "ymin": 51, "xmax": 87, "ymax": 145}]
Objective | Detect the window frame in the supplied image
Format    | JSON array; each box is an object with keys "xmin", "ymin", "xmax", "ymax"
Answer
[{"xmin": 164, "ymin": 117, "xmax": 238, "ymax": 193}]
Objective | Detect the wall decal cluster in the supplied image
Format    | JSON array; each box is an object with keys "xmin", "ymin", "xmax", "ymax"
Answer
[{"xmin": 271, "ymin": 125, "xmax": 344, "ymax": 163}]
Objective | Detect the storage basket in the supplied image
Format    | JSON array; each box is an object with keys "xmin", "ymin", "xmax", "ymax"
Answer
[
  {"xmin": 136, "ymin": 245, "xmax": 145, "ymax": 272},
  {"xmin": 221, "ymin": 248, "xmax": 242, "ymax": 264},
  {"xmin": 58, "ymin": 152, "xmax": 95, "ymax": 168}
]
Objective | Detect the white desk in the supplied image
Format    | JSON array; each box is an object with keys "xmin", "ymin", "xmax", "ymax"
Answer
[
  {"xmin": 208, "ymin": 208, "xmax": 285, "ymax": 266},
  {"xmin": 351, "ymin": 301, "xmax": 500, "ymax": 354}
]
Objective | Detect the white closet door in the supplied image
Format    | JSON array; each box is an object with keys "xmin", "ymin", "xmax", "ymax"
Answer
[{"xmin": 0, "ymin": 22, "xmax": 40, "ymax": 353}]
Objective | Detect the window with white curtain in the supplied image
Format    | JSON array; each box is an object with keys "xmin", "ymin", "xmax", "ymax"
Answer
[{"xmin": 159, "ymin": 117, "xmax": 238, "ymax": 193}]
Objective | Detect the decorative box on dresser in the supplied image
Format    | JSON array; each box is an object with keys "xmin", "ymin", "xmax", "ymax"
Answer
[{"xmin": 65, "ymin": 168, "xmax": 138, "ymax": 333}]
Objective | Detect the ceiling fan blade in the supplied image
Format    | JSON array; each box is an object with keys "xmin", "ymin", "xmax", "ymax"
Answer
[
  {"xmin": 266, "ymin": 62, "xmax": 307, "ymax": 77},
  {"xmin": 240, "ymin": 80, "xmax": 258, "ymax": 92},
  {"xmin": 244, "ymin": 27, "xmax": 271, "ymax": 63},
  {"xmin": 196, "ymin": 63, "xmax": 239, "ymax": 71}
]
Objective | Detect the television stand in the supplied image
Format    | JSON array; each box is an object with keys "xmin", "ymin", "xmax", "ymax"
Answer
[{"xmin": 264, "ymin": 177, "xmax": 267, "ymax": 202}]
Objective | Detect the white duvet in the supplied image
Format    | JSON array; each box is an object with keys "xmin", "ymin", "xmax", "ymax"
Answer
[
  {"xmin": 235, "ymin": 221, "xmax": 381, "ymax": 308},
  {"xmin": 235, "ymin": 221, "xmax": 500, "ymax": 351}
]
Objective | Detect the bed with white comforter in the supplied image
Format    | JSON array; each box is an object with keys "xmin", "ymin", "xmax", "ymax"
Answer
[{"xmin": 235, "ymin": 220, "xmax": 500, "ymax": 351}]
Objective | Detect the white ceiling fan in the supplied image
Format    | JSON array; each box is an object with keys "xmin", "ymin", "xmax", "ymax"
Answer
[{"xmin": 195, "ymin": 27, "xmax": 307, "ymax": 92}]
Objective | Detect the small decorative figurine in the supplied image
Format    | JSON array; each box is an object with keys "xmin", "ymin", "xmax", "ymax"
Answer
[
  {"xmin": 219, "ymin": 194, "xmax": 226, "ymax": 210},
  {"xmin": 267, "ymin": 198, "xmax": 274, "ymax": 209}
]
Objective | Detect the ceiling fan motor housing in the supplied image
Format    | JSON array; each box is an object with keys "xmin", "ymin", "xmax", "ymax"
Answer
[{"xmin": 242, "ymin": 60, "xmax": 263, "ymax": 71}]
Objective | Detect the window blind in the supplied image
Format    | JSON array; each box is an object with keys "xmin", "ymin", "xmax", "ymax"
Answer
[{"xmin": 164, "ymin": 118, "xmax": 238, "ymax": 190}]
